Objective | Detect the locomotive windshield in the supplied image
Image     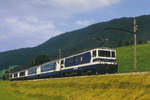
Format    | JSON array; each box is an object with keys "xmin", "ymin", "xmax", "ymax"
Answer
[
  {"xmin": 98, "ymin": 50, "xmax": 110, "ymax": 57},
  {"xmin": 98, "ymin": 50, "xmax": 116, "ymax": 58}
]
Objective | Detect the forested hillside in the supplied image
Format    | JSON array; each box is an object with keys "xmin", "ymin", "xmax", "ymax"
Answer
[{"xmin": 0, "ymin": 15, "xmax": 150, "ymax": 72}]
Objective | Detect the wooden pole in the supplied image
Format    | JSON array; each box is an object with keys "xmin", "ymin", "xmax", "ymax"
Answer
[{"xmin": 133, "ymin": 18, "xmax": 137, "ymax": 72}]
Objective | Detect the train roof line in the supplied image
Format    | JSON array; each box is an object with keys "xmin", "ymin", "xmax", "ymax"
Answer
[{"xmin": 10, "ymin": 47, "xmax": 116, "ymax": 74}]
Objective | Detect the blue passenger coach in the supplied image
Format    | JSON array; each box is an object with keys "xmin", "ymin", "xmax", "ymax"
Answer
[{"xmin": 9, "ymin": 48, "xmax": 118, "ymax": 80}]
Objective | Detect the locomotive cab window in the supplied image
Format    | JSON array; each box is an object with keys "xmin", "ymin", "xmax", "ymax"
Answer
[
  {"xmin": 61, "ymin": 60, "xmax": 64, "ymax": 64},
  {"xmin": 112, "ymin": 51, "xmax": 115, "ymax": 57},
  {"xmin": 92, "ymin": 50, "xmax": 97, "ymax": 57},
  {"xmin": 98, "ymin": 50, "xmax": 110, "ymax": 57}
]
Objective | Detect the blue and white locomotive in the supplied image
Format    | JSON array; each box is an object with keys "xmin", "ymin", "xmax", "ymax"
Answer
[{"xmin": 9, "ymin": 48, "xmax": 118, "ymax": 80}]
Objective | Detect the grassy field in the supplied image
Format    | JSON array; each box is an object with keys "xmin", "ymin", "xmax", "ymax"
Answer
[
  {"xmin": 1, "ymin": 73, "xmax": 150, "ymax": 100},
  {"xmin": 0, "ymin": 81, "xmax": 23, "ymax": 100},
  {"xmin": 117, "ymin": 43, "xmax": 150, "ymax": 73},
  {"xmin": 0, "ymin": 43, "xmax": 150, "ymax": 100}
]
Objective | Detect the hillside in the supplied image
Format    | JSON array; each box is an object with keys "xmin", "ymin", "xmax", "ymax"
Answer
[
  {"xmin": 117, "ymin": 43, "xmax": 150, "ymax": 73},
  {"xmin": 1, "ymin": 72, "xmax": 150, "ymax": 100},
  {"xmin": 1, "ymin": 15, "xmax": 150, "ymax": 72}
]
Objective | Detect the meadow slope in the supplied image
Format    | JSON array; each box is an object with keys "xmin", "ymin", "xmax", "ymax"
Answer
[
  {"xmin": 117, "ymin": 43, "xmax": 150, "ymax": 73},
  {"xmin": 1, "ymin": 73, "xmax": 150, "ymax": 100}
]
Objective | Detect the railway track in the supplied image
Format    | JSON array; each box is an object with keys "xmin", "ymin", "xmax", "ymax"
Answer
[{"xmin": 27, "ymin": 71, "xmax": 149, "ymax": 81}]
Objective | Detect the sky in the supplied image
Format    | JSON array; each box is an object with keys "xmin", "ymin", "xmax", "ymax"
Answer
[{"xmin": 0, "ymin": 0, "xmax": 150, "ymax": 52}]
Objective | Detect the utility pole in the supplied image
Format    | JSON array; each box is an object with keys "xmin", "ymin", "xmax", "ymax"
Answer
[
  {"xmin": 133, "ymin": 18, "xmax": 137, "ymax": 72},
  {"xmin": 104, "ymin": 18, "xmax": 138, "ymax": 72}
]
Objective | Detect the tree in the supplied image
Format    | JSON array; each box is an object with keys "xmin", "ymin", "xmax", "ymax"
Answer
[
  {"xmin": 117, "ymin": 40, "xmax": 124, "ymax": 47},
  {"xmin": 2, "ymin": 71, "xmax": 9, "ymax": 80},
  {"xmin": 32, "ymin": 54, "xmax": 50, "ymax": 66}
]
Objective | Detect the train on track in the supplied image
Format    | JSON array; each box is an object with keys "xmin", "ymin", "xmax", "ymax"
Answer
[{"xmin": 9, "ymin": 48, "xmax": 118, "ymax": 80}]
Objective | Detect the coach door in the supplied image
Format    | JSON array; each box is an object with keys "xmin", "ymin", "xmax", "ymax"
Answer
[
  {"xmin": 60, "ymin": 59, "xmax": 64, "ymax": 68},
  {"xmin": 55, "ymin": 60, "xmax": 61, "ymax": 71}
]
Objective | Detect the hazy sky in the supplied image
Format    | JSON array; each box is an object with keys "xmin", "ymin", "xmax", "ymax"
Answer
[{"xmin": 0, "ymin": 0, "xmax": 150, "ymax": 52}]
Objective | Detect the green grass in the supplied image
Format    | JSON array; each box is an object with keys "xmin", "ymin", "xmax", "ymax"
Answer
[
  {"xmin": 1, "ymin": 73, "xmax": 150, "ymax": 100},
  {"xmin": 0, "ymin": 81, "xmax": 24, "ymax": 100},
  {"xmin": 117, "ymin": 43, "xmax": 150, "ymax": 73}
]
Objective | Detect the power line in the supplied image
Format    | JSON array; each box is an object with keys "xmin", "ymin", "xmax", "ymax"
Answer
[{"xmin": 104, "ymin": 18, "xmax": 137, "ymax": 72}]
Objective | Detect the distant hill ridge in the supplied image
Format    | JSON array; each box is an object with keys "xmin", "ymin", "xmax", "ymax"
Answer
[{"xmin": 0, "ymin": 14, "xmax": 150, "ymax": 71}]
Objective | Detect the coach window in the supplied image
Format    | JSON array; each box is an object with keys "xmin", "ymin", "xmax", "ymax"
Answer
[
  {"xmin": 20, "ymin": 71, "xmax": 25, "ymax": 76},
  {"xmin": 74, "ymin": 56, "xmax": 78, "ymax": 63},
  {"xmin": 10, "ymin": 74, "xmax": 12, "ymax": 78},
  {"xmin": 14, "ymin": 73, "xmax": 18, "ymax": 77},
  {"xmin": 92, "ymin": 50, "xmax": 97, "ymax": 57}
]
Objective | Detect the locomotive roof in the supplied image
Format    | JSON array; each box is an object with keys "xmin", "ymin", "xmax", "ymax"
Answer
[{"xmin": 60, "ymin": 47, "xmax": 116, "ymax": 60}]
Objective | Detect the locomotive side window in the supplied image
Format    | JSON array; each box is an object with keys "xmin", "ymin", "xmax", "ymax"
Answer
[
  {"xmin": 112, "ymin": 51, "xmax": 115, "ymax": 57},
  {"xmin": 65, "ymin": 52, "xmax": 91, "ymax": 67},
  {"xmin": 60, "ymin": 60, "xmax": 64, "ymax": 68},
  {"xmin": 92, "ymin": 50, "xmax": 97, "ymax": 57},
  {"xmin": 98, "ymin": 50, "xmax": 110, "ymax": 57}
]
